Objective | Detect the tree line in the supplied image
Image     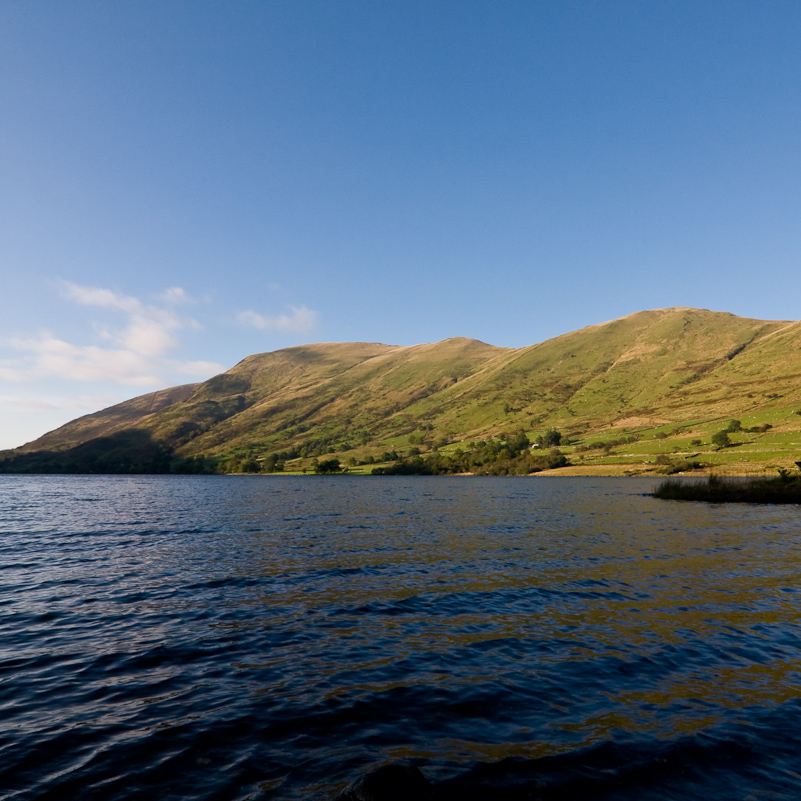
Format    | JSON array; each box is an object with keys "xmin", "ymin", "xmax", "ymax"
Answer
[{"xmin": 372, "ymin": 430, "xmax": 568, "ymax": 476}]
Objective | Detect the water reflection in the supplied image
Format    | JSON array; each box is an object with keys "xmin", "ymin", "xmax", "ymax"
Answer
[{"xmin": 1, "ymin": 475, "xmax": 801, "ymax": 800}]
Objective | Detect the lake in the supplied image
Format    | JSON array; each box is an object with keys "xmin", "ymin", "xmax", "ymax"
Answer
[{"xmin": 1, "ymin": 475, "xmax": 800, "ymax": 800}]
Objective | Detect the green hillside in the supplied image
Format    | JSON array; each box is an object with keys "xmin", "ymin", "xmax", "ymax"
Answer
[{"xmin": 5, "ymin": 307, "xmax": 801, "ymax": 476}]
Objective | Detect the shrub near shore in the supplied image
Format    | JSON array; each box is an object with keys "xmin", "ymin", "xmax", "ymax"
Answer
[
  {"xmin": 372, "ymin": 430, "xmax": 568, "ymax": 475},
  {"xmin": 654, "ymin": 470, "xmax": 801, "ymax": 503}
]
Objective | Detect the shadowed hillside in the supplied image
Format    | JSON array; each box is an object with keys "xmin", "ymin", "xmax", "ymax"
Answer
[
  {"xmin": 6, "ymin": 307, "xmax": 801, "ymax": 475},
  {"xmin": 19, "ymin": 383, "xmax": 199, "ymax": 453}
]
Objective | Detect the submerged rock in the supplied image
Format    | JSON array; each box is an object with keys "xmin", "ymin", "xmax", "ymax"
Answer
[{"xmin": 337, "ymin": 763, "xmax": 432, "ymax": 801}]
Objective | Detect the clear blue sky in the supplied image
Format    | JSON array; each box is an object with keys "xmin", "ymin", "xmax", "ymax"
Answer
[{"xmin": 2, "ymin": 1, "xmax": 801, "ymax": 448}]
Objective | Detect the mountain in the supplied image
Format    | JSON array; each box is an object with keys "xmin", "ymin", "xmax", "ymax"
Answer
[{"xmin": 4, "ymin": 307, "xmax": 801, "ymax": 475}]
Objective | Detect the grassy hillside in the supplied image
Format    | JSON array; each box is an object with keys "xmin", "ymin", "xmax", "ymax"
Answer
[
  {"xmin": 5, "ymin": 307, "xmax": 801, "ymax": 475},
  {"xmin": 18, "ymin": 383, "xmax": 200, "ymax": 453}
]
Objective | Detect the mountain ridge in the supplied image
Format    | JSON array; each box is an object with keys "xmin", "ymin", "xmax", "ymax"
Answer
[{"xmin": 5, "ymin": 307, "xmax": 801, "ymax": 475}]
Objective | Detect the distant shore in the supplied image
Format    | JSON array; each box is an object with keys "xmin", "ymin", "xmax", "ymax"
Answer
[{"xmin": 539, "ymin": 464, "xmax": 771, "ymax": 477}]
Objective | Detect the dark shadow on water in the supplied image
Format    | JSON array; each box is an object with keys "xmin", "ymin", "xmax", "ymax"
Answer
[{"xmin": 339, "ymin": 725, "xmax": 800, "ymax": 801}]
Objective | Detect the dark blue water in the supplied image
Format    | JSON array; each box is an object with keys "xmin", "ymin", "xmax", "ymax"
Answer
[{"xmin": 2, "ymin": 475, "xmax": 801, "ymax": 800}]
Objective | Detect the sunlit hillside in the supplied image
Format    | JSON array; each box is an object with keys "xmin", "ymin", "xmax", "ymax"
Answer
[{"xmin": 5, "ymin": 307, "xmax": 801, "ymax": 475}]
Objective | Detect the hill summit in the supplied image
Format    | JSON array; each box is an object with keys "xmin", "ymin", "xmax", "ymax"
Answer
[{"xmin": 5, "ymin": 307, "xmax": 801, "ymax": 475}]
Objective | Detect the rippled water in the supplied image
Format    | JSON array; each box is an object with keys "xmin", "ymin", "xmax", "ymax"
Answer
[{"xmin": 2, "ymin": 475, "xmax": 801, "ymax": 800}]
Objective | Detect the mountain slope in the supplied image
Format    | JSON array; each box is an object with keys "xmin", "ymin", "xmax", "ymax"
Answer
[
  {"xmin": 5, "ymin": 307, "xmax": 801, "ymax": 474},
  {"xmin": 19, "ymin": 383, "xmax": 199, "ymax": 452},
  {"xmin": 117, "ymin": 337, "xmax": 510, "ymax": 461},
  {"xmin": 367, "ymin": 307, "xmax": 787, "ymax": 435}
]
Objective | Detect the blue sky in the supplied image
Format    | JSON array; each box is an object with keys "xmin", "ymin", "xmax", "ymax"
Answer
[{"xmin": 2, "ymin": 1, "xmax": 801, "ymax": 449}]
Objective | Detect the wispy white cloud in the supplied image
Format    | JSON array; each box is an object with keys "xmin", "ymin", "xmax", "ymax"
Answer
[
  {"xmin": 121, "ymin": 312, "xmax": 181, "ymax": 357},
  {"xmin": 3, "ymin": 334, "xmax": 166, "ymax": 386},
  {"xmin": 1, "ymin": 282, "xmax": 225, "ymax": 387},
  {"xmin": 237, "ymin": 305, "xmax": 318, "ymax": 334},
  {"xmin": 157, "ymin": 286, "xmax": 194, "ymax": 305},
  {"xmin": 60, "ymin": 280, "xmax": 185, "ymax": 357},
  {"xmin": 59, "ymin": 281, "xmax": 141, "ymax": 313}
]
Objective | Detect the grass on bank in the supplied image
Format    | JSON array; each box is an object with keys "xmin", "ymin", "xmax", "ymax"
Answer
[
  {"xmin": 218, "ymin": 410, "xmax": 801, "ymax": 477},
  {"xmin": 654, "ymin": 470, "xmax": 801, "ymax": 503},
  {"xmin": 7, "ymin": 406, "xmax": 801, "ymax": 477}
]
